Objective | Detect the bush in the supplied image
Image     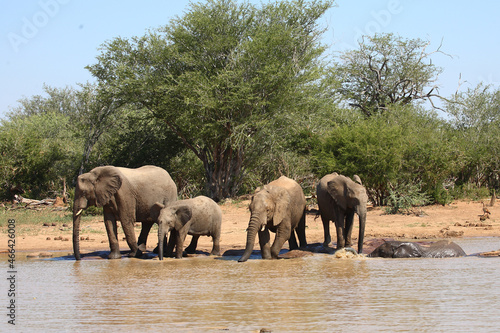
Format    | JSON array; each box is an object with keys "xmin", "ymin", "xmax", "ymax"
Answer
[
  {"xmin": 312, "ymin": 105, "xmax": 458, "ymax": 206},
  {"xmin": 384, "ymin": 181, "xmax": 431, "ymax": 215}
]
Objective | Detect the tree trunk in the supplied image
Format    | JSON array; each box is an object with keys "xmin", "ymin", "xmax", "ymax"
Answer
[{"xmin": 203, "ymin": 145, "xmax": 245, "ymax": 202}]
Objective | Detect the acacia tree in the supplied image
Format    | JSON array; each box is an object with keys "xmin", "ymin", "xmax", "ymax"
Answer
[
  {"xmin": 334, "ymin": 33, "xmax": 446, "ymax": 116},
  {"xmin": 87, "ymin": 0, "xmax": 333, "ymax": 200}
]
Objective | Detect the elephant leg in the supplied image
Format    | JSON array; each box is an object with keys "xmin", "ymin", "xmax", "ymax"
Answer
[
  {"xmin": 210, "ymin": 230, "xmax": 221, "ymax": 256},
  {"xmin": 185, "ymin": 235, "xmax": 199, "ymax": 254},
  {"xmin": 344, "ymin": 210, "xmax": 355, "ymax": 248},
  {"xmin": 296, "ymin": 210, "xmax": 307, "ymax": 248},
  {"xmin": 320, "ymin": 212, "xmax": 332, "ymax": 246},
  {"xmin": 121, "ymin": 220, "xmax": 139, "ymax": 258},
  {"xmin": 258, "ymin": 228, "xmax": 272, "ymax": 259},
  {"xmin": 335, "ymin": 211, "xmax": 346, "ymax": 250},
  {"xmin": 271, "ymin": 222, "xmax": 291, "ymax": 258},
  {"xmin": 175, "ymin": 228, "xmax": 188, "ymax": 259},
  {"xmin": 137, "ymin": 221, "xmax": 153, "ymax": 251},
  {"xmin": 288, "ymin": 230, "xmax": 299, "ymax": 250},
  {"xmin": 164, "ymin": 232, "xmax": 176, "ymax": 257},
  {"xmin": 103, "ymin": 209, "xmax": 121, "ymax": 259}
]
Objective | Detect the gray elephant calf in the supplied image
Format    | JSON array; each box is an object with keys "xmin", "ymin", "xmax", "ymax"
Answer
[
  {"xmin": 239, "ymin": 176, "xmax": 307, "ymax": 262},
  {"xmin": 368, "ymin": 240, "xmax": 466, "ymax": 258},
  {"xmin": 151, "ymin": 196, "xmax": 222, "ymax": 260},
  {"xmin": 316, "ymin": 173, "xmax": 368, "ymax": 254}
]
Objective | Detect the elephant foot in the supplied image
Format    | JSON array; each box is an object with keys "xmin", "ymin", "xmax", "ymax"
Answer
[
  {"xmin": 210, "ymin": 250, "xmax": 221, "ymax": 256},
  {"xmin": 184, "ymin": 247, "xmax": 196, "ymax": 255},
  {"xmin": 133, "ymin": 249, "xmax": 143, "ymax": 258},
  {"xmin": 108, "ymin": 251, "xmax": 122, "ymax": 259},
  {"xmin": 138, "ymin": 243, "xmax": 147, "ymax": 253}
]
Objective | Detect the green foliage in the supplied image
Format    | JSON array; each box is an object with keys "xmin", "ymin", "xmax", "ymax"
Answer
[
  {"xmin": 0, "ymin": 111, "xmax": 81, "ymax": 199},
  {"xmin": 96, "ymin": 107, "xmax": 184, "ymax": 169},
  {"xmin": 1, "ymin": 1, "xmax": 498, "ymax": 209},
  {"xmin": 449, "ymin": 183, "xmax": 491, "ymax": 201},
  {"xmin": 169, "ymin": 149, "xmax": 205, "ymax": 199},
  {"xmin": 313, "ymin": 105, "xmax": 459, "ymax": 205},
  {"xmin": 87, "ymin": 0, "xmax": 334, "ymax": 200},
  {"xmin": 446, "ymin": 84, "xmax": 500, "ymax": 189},
  {"xmin": 384, "ymin": 181, "xmax": 431, "ymax": 215}
]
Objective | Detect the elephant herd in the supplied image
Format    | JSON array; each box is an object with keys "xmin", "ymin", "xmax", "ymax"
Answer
[{"xmin": 72, "ymin": 165, "xmax": 466, "ymax": 261}]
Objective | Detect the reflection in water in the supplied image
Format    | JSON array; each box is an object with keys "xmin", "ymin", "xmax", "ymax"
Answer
[{"xmin": 2, "ymin": 238, "xmax": 500, "ymax": 332}]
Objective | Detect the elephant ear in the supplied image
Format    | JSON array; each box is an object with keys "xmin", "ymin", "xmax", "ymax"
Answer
[
  {"xmin": 268, "ymin": 186, "xmax": 291, "ymax": 227},
  {"xmin": 326, "ymin": 178, "xmax": 348, "ymax": 211},
  {"xmin": 94, "ymin": 167, "xmax": 122, "ymax": 207},
  {"xmin": 175, "ymin": 206, "xmax": 192, "ymax": 230},
  {"xmin": 353, "ymin": 175, "xmax": 362, "ymax": 185},
  {"xmin": 150, "ymin": 202, "xmax": 165, "ymax": 222}
]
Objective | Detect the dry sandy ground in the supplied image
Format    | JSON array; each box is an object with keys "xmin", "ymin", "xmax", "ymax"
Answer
[{"xmin": 2, "ymin": 199, "xmax": 500, "ymax": 257}]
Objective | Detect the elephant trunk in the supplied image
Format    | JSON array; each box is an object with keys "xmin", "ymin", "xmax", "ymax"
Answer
[
  {"xmin": 158, "ymin": 223, "xmax": 167, "ymax": 261},
  {"xmin": 357, "ymin": 211, "xmax": 366, "ymax": 254},
  {"xmin": 238, "ymin": 215, "xmax": 261, "ymax": 262},
  {"xmin": 73, "ymin": 208, "xmax": 84, "ymax": 260}
]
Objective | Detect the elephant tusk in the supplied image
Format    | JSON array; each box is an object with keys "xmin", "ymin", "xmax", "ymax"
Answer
[
  {"xmin": 260, "ymin": 224, "xmax": 266, "ymax": 232},
  {"xmin": 75, "ymin": 209, "xmax": 83, "ymax": 216}
]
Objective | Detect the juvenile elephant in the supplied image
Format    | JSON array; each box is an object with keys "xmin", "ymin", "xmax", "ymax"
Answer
[
  {"xmin": 72, "ymin": 165, "xmax": 177, "ymax": 260},
  {"xmin": 150, "ymin": 196, "xmax": 222, "ymax": 260},
  {"xmin": 368, "ymin": 240, "xmax": 466, "ymax": 258},
  {"xmin": 316, "ymin": 173, "xmax": 368, "ymax": 253},
  {"xmin": 239, "ymin": 176, "xmax": 307, "ymax": 262}
]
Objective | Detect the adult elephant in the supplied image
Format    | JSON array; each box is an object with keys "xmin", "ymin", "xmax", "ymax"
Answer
[
  {"xmin": 150, "ymin": 196, "xmax": 222, "ymax": 260},
  {"xmin": 316, "ymin": 173, "xmax": 368, "ymax": 254},
  {"xmin": 368, "ymin": 240, "xmax": 466, "ymax": 258},
  {"xmin": 72, "ymin": 165, "xmax": 177, "ymax": 260},
  {"xmin": 239, "ymin": 176, "xmax": 307, "ymax": 262}
]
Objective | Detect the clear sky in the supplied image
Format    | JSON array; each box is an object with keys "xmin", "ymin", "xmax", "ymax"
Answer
[{"xmin": 1, "ymin": 0, "xmax": 499, "ymax": 119}]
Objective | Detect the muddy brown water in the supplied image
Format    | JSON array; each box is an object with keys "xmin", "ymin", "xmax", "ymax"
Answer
[{"xmin": 2, "ymin": 238, "xmax": 500, "ymax": 332}]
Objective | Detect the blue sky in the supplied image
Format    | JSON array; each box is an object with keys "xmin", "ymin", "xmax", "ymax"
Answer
[{"xmin": 1, "ymin": 0, "xmax": 499, "ymax": 119}]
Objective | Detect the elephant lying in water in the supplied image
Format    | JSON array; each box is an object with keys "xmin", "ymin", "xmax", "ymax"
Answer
[{"xmin": 368, "ymin": 240, "xmax": 466, "ymax": 258}]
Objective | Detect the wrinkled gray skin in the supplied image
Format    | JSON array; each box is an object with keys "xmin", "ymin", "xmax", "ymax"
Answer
[
  {"xmin": 73, "ymin": 165, "xmax": 177, "ymax": 260},
  {"xmin": 151, "ymin": 196, "xmax": 222, "ymax": 260},
  {"xmin": 316, "ymin": 173, "xmax": 368, "ymax": 254},
  {"xmin": 239, "ymin": 176, "xmax": 307, "ymax": 262},
  {"xmin": 368, "ymin": 240, "xmax": 466, "ymax": 258}
]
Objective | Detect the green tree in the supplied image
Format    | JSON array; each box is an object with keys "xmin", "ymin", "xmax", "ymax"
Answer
[
  {"xmin": 87, "ymin": 0, "xmax": 333, "ymax": 200},
  {"xmin": 72, "ymin": 83, "xmax": 124, "ymax": 175},
  {"xmin": 446, "ymin": 83, "xmax": 500, "ymax": 189},
  {"xmin": 313, "ymin": 105, "xmax": 459, "ymax": 206},
  {"xmin": 0, "ymin": 111, "xmax": 81, "ymax": 199},
  {"xmin": 10, "ymin": 84, "xmax": 78, "ymax": 117},
  {"xmin": 334, "ymin": 33, "xmax": 446, "ymax": 116}
]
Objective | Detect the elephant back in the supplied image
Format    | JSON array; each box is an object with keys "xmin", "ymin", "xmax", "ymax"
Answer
[{"xmin": 268, "ymin": 176, "xmax": 306, "ymax": 227}]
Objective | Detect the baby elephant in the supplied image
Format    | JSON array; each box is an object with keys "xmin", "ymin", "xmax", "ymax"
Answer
[
  {"xmin": 368, "ymin": 240, "xmax": 466, "ymax": 258},
  {"xmin": 151, "ymin": 196, "xmax": 222, "ymax": 260}
]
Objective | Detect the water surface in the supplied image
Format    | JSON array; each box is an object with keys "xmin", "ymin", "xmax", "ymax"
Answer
[{"xmin": 2, "ymin": 237, "xmax": 499, "ymax": 332}]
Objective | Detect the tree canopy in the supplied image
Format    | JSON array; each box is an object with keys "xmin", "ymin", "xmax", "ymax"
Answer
[
  {"xmin": 87, "ymin": 0, "xmax": 334, "ymax": 201},
  {"xmin": 334, "ymin": 33, "xmax": 445, "ymax": 116},
  {"xmin": 1, "ymin": 0, "xmax": 499, "ymax": 211}
]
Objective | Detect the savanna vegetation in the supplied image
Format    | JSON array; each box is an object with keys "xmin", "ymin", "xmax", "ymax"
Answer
[{"xmin": 1, "ymin": 0, "xmax": 499, "ymax": 213}]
